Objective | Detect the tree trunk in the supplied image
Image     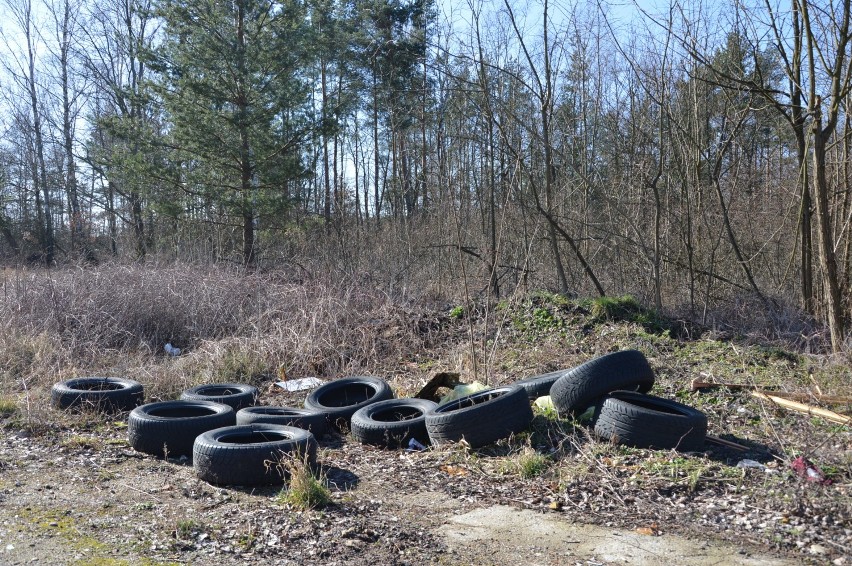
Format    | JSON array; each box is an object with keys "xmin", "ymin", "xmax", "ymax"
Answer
[
  {"xmin": 59, "ymin": 0, "xmax": 86, "ymax": 260},
  {"xmin": 23, "ymin": 0, "xmax": 54, "ymax": 265},
  {"xmin": 812, "ymin": 125, "xmax": 845, "ymax": 350}
]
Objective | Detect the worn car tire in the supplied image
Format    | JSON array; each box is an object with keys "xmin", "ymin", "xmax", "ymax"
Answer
[
  {"xmin": 351, "ymin": 398, "xmax": 437, "ymax": 448},
  {"xmin": 180, "ymin": 383, "xmax": 259, "ymax": 411},
  {"xmin": 193, "ymin": 424, "xmax": 317, "ymax": 486},
  {"xmin": 425, "ymin": 385, "xmax": 533, "ymax": 448},
  {"xmin": 51, "ymin": 377, "xmax": 144, "ymax": 413},
  {"xmin": 592, "ymin": 391, "xmax": 707, "ymax": 452},
  {"xmin": 550, "ymin": 350, "xmax": 654, "ymax": 416},
  {"xmin": 304, "ymin": 376, "xmax": 394, "ymax": 430},
  {"xmin": 235, "ymin": 406, "xmax": 328, "ymax": 437},
  {"xmin": 128, "ymin": 400, "xmax": 235, "ymax": 458},
  {"xmin": 513, "ymin": 369, "xmax": 569, "ymax": 400}
]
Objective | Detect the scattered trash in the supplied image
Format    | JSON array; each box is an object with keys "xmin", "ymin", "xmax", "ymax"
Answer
[
  {"xmin": 415, "ymin": 372, "xmax": 463, "ymax": 401},
  {"xmin": 164, "ymin": 343, "xmax": 181, "ymax": 357},
  {"xmin": 440, "ymin": 464, "xmax": 468, "ymax": 476},
  {"xmin": 534, "ymin": 395, "xmax": 555, "ymax": 412},
  {"xmin": 437, "ymin": 381, "xmax": 489, "ymax": 406},
  {"xmin": 274, "ymin": 377, "xmax": 323, "ymax": 392},
  {"xmin": 406, "ymin": 438, "xmax": 427, "ymax": 451},
  {"xmin": 635, "ymin": 522, "xmax": 661, "ymax": 536},
  {"xmin": 576, "ymin": 405, "xmax": 596, "ymax": 423},
  {"xmin": 790, "ymin": 456, "xmax": 832, "ymax": 485},
  {"xmin": 736, "ymin": 459, "xmax": 767, "ymax": 471}
]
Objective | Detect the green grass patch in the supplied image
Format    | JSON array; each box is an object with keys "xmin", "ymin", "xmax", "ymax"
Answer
[
  {"xmin": 499, "ymin": 448, "xmax": 552, "ymax": 479},
  {"xmin": 278, "ymin": 459, "xmax": 331, "ymax": 510},
  {"xmin": 174, "ymin": 519, "xmax": 201, "ymax": 539}
]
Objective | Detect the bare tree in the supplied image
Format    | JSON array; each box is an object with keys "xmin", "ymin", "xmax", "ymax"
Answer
[{"xmin": 2, "ymin": 0, "xmax": 55, "ymax": 264}]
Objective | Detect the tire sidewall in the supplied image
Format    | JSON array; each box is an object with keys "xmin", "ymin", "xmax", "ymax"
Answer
[
  {"xmin": 128, "ymin": 400, "xmax": 235, "ymax": 458},
  {"xmin": 180, "ymin": 383, "xmax": 259, "ymax": 411},
  {"xmin": 304, "ymin": 376, "xmax": 393, "ymax": 428},
  {"xmin": 351, "ymin": 398, "xmax": 436, "ymax": 447},
  {"xmin": 235, "ymin": 406, "xmax": 328, "ymax": 436},
  {"xmin": 592, "ymin": 391, "xmax": 707, "ymax": 451},
  {"xmin": 51, "ymin": 377, "xmax": 144, "ymax": 412},
  {"xmin": 193, "ymin": 424, "xmax": 317, "ymax": 486}
]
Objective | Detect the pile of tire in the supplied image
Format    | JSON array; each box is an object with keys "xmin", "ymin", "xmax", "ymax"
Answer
[
  {"xmin": 120, "ymin": 381, "xmax": 319, "ymax": 486},
  {"xmin": 51, "ymin": 352, "xmax": 708, "ymax": 488},
  {"xmin": 549, "ymin": 350, "xmax": 707, "ymax": 452}
]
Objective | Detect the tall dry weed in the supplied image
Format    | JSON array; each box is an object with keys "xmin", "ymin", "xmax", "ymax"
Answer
[{"xmin": 0, "ymin": 263, "xmax": 445, "ymax": 399}]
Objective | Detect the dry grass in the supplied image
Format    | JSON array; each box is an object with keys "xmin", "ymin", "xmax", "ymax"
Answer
[{"xmin": 0, "ymin": 263, "xmax": 445, "ymax": 405}]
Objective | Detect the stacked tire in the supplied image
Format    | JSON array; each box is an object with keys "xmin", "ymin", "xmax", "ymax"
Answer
[{"xmin": 550, "ymin": 350, "xmax": 707, "ymax": 452}]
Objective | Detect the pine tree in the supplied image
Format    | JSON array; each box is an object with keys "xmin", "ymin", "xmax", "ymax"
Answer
[{"xmin": 151, "ymin": 0, "xmax": 313, "ymax": 266}]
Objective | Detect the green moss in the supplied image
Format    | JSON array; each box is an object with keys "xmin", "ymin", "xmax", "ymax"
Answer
[
  {"xmin": 18, "ymin": 507, "xmax": 109, "ymax": 557},
  {"xmin": 449, "ymin": 305, "xmax": 464, "ymax": 319}
]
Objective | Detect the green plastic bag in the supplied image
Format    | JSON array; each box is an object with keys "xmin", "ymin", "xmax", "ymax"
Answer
[{"xmin": 437, "ymin": 381, "xmax": 490, "ymax": 405}]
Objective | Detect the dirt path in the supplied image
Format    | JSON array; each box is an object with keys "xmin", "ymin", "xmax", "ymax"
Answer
[
  {"xmin": 438, "ymin": 505, "xmax": 793, "ymax": 565},
  {"xmin": 0, "ymin": 424, "xmax": 820, "ymax": 566}
]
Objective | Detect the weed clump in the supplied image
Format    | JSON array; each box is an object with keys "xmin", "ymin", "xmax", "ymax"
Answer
[
  {"xmin": 278, "ymin": 458, "xmax": 331, "ymax": 510},
  {"xmin": 500, "ymin": 448, "xmax": 551, "ymax": 479}
]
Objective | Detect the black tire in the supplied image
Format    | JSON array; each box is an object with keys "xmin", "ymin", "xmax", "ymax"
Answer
[
  {"xmin": 513, "ymin": 369, "xmax": 569, "ymax": 400},
  {"xmin": 550, "ymin": 350, "xmax": 654, "ymax": 416},
  {"xmin": 304, "ymin": 376, "xmax": 394, "ymax": 430},
  {"xmin": 236, "ymin": 406, "xmax": 328, "ymax": 437},
  {"xmin": 591, "ymin": 391, "xmax": 707, "ymax": 452},
  {"xmin": 425, "ymin": 385, "xmax": 533, "ymax": 448},
  {"xmin": 51, "ymin": 377, "xmax": 144, "ymax": 413},
  {"xmin": 351, "ymin": 398, "xmax": 437, "ymax": 448},
  {"xmin": 180, "ymin": 383, "xmax": 259, "ymax": 411},
  {"xmin": 128, "ymin": 400, "xmax": 235, "ymax": 458},
  {"xmin": 193, "ymin": 424, "xmax": 317, "ymax": 486}
]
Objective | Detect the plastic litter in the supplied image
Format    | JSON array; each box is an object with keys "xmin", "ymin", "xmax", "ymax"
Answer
[
  {"xmin": 791, "ymin": 456, "xmax": 831, "ymax": 485},
  {"xmin": 164, "ymin": 343, "xmax": 181, "ymax": 356},
  {"xmin": 275, "ymin": 377, "xmax": 324, "ymax": 392},
  {"xmin": 437, "ymin": 381, "xmax": 489, "ymax": 406},
  {"xmin": 736, "ymin": 459, "xmax": 767, "ymax": 471},
  {"xmin": 407, "ymin": 438, "xmax": 427, "ymax": 451},
  {"xmin": 534, "ymin": 395, "xmax": 555, "ymax": 412}
]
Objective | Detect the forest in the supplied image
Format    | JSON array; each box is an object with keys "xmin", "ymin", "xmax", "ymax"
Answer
[{"xmin": 0, "ymin": 0, "xmax": 850, "ymax": 352}]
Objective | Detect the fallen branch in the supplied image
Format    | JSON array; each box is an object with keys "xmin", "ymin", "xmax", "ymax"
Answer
[
  {"xmin": 691, "ymin": 378, "xmax": 852, "ymax": 405},
  {"xmin": 752, "ymin": 392, "xmax": 851, "ymax": 425},
  {"xmin": 705, "ymin": 435, "xmax": 750, "ymax": 451}
]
